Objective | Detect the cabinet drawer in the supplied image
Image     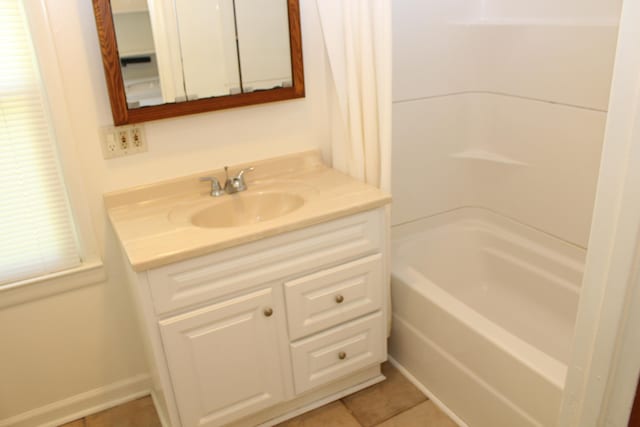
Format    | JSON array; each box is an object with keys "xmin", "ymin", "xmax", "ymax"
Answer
[
  {"xmin": 290, "ymin": 311, "xmax": 385, "ymax": 394},
  {"xmin": 285, "ymin": 254, "xmax": 383, "ymax": 340},
  {"xmin": 147, "ymin": 209, "xmax": 384, "ymax": 315}
]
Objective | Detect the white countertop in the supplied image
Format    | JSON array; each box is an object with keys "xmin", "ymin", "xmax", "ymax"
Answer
[{"xmin": 105, "ymin": 151, "xmax": 391, "ymax": 271}]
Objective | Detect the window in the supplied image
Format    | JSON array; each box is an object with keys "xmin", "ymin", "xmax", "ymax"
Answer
[{"xmin": 0, "ymin": 0, "xmax": 81, "ymax": 286}]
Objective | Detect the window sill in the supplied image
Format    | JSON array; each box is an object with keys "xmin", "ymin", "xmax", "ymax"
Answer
[{"xmin": 0, "ymin": 259, "xmax": 106, "ymax": 309}]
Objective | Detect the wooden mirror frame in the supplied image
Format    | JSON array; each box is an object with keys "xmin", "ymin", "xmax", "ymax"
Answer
[{"xmin": 92, "ymin": 0, "xmax": 305, "ymax": 125}]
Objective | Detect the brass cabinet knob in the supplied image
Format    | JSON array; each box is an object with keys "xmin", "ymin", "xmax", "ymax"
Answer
[
  {"xmin": 335, "ymin": 295, "xmax": 344, "ymax": 304},
  {"xmin": 338, "ymin": 351, "xmax": 347, "ymax": 360},
  {"xmin": 263, "ymin": 307, "xmax": 273, "ymax": 317}
]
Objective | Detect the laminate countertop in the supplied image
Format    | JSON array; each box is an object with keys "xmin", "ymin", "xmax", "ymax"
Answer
[{"xmin": 105, "ymin": 151, "xmax": 391, "ymax": 271}]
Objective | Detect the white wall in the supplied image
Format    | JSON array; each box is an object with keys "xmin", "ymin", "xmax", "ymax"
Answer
[
  {"xmin": 392, "ymin": 0, "xmax": 621, "ymax": 247},
  {"xmin": 0, "ymin": 0, "xmax": 331, "ymax": 423}
]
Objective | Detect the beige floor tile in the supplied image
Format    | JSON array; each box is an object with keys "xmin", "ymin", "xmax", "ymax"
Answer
[
  {"xmin": 341, "ymin": 362, "xmax": 427, "ymax": 427},
  {"xmin": 276, "ymin": 401, "xmax": 362, "ymax": 427},
  {"xmin": 58, "ymin": 420, "xmax": 85, "ymax": 427},
  {"xmin": 376, "ymin": 401, "xmax": 458, "ymax": 427},
  {"xmin": 85, "ymin": 396, "xmax": 161, "ymax": 427}
]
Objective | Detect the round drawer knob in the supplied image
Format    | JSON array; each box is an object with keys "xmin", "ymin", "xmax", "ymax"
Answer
[
  {"xmin": 263, "ymin": 307, "xmax": 273, "ymax": 317},
  {"xmin": 338, "ymin": 351, "xmax": 347, "ymax": 360},
  {"xmin": 335, "ymin": 295, "xmax": 344, "ymax": 304}
]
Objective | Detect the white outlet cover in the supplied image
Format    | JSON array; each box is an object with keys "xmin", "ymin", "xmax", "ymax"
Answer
[
  {"xmin": 101, "ymin": 124, "xmax": 147, "ymax": 159},
  {"xmin": 101, "ymin": 127, "xmax": 119, "ymax": 159}
]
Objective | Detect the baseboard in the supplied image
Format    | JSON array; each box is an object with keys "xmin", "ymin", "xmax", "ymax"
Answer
[
  {"xmin": 150, "ymin": 391, "xmax": 171, "ymax": 427},
  {"xmin": 0, "ymin": 374, "xmax": 151, "ymax": 427},
  {"xmin": 387, "ymin": 356, "xmax": 468, "ymax": 427}
]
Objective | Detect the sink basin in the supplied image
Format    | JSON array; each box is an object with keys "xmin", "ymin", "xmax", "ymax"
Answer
[{"xmin": 190, "ymin": 192, "xmax": 305, "ymax": 228}]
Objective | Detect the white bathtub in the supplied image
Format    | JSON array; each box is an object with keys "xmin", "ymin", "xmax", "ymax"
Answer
[{"xmin": 389, "ymin": 207, "xmax": 585, "ymax": 427}]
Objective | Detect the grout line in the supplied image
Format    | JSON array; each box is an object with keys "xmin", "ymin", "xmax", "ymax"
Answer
[
  {"xmin": 337, "ymin": 400, "xmax": 365, "ymax": 427},
  {"xmin": 393, "ymin": 90, "xmax": 608, "ymax": 113},
  {"xmin": 369, "ymin": 398, "xmax": 429, "ymax": 427}
]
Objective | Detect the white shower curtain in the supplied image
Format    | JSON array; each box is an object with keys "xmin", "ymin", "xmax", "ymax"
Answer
[{"xmin": 316, "ymin": 0, "xmax": 392, "ymax": 193}]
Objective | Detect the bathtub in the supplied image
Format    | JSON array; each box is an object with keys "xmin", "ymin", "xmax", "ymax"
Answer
[{"xmin": 388, "ymin": 207, "xmax": 585, "ymax": 427}]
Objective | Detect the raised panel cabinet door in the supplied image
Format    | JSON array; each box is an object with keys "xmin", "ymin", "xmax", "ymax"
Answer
[{"xmin": 159, "ymin": 288, "xmax": 286, "ymax": 427}]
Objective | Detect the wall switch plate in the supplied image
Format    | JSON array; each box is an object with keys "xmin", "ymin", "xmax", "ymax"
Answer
[{"xmin": 102, "ymin": 124, "xmax": 148, "ymax": 159}]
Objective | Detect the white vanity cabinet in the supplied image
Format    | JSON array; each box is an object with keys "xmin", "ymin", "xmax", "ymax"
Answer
[{"xmin": 128, "ymin": 208, "xmax": 389, "ymax": 427}]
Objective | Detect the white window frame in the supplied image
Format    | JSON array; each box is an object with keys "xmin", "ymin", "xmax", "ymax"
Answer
[{"xmin": 0, "ymin": 0, "xmax": 105, "ymax": 308}]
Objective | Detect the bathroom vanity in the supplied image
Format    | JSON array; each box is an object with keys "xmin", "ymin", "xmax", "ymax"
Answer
[{"xmin": 105, "ymin": 152, "xmax": 391, "ymax": 427}]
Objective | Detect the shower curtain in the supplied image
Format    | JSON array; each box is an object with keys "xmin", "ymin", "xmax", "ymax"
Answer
[
  {"xmin": 316, "ymin": 0, "xmax": 392, "ymax": 334},
  {"xmin": 316, "ymin": 0, "xmax": 392, "ymax": 193}
]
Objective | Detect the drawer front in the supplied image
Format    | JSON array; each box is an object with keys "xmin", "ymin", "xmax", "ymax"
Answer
[
  {"xmin": 290, "ymin": 311, "xmax": 385, "ymax": 394},
  {"xmin": 148, "ymin": 209, "xmax": 384, "ymax": 315},
  {"xmin": 285, "ymin": 254, "xmax": 383, "ymax": 340}
]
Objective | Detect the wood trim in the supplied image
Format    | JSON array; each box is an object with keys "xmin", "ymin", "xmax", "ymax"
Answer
[
  {"xmin": 92, "ymin": 0, "xmax": 128, "ymax": 124},
  {"xmin": 630, "ymin": 377, "xmax": 640, "ymax": 427},
  {"xmin": 287, "ymin": 0, "xmax": 305, "ymax": 98},
  {"xmin": 91, "ymin": 0, "xmax": 305, "ymax": 125}
]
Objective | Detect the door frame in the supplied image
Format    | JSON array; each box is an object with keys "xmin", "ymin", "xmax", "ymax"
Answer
[{"xmin": 557, "ymin": 0, "xmax": 640, "ymax": 425}]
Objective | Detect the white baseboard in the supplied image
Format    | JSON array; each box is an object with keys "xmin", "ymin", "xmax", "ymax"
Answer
[
  {"xmin": 150, "ymin": 392, "xmax": 171, "ymax": 427},
  {"xmin": 0, "ymin": 374, "xmax": 151, "ymax": 427}
]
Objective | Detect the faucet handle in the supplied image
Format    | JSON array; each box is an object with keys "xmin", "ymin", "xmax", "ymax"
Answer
[
  {"xmin": 237, "ymin": 167, "xmax": 255, "ymax": 180},
  {"xmin": 199, "ymin": 176, "xmax": 224, "ymax": 197},
  {"xmin": 235, "ymin": 167, "xmax": 254, "ymax": 191}
]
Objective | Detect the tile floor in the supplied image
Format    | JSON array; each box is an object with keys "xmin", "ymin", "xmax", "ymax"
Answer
[
  {"xmin": 59, "ymin": 396, "xmax": 161, "ymax": 427},
  {"xmin": 59, "ymin": 363, "xmax": 456, "ymax": 427}
]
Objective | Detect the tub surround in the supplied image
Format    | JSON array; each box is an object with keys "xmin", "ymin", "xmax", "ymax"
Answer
[
  {"xmin": 392, "ymin": 0, "xmax": 619, "ymax": 248},
  {"xmin": 105, "ymin": 151, "xmax": 391, "ymax": 271}
]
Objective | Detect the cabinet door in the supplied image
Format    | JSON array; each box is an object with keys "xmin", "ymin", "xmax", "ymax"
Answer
[{"xmin": 159, "ymin": 288, "xmax": 285, "ymax": 427}]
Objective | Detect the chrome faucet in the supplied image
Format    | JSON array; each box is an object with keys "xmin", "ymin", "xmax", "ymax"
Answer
[
  {"xmin": 223, "ymin": 166, "xmax": 254, "ymax": 194},
  {"xmin": 199, "ymin": 176, "xmax": 224, "ymax": 197}
]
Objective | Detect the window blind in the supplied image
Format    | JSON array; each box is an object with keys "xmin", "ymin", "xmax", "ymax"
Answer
[{"xmin": 0, "ymin": 0, "xmax": 81, "ymax": 285}]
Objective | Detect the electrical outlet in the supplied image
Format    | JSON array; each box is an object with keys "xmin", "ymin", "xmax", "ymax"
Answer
[
  {"xmin": 130, "ymin": 125, "xmax": 147, "ymax": 153},
  {"xmin": 101, "ymin": 128, "xmax": 118, "ymax": 159},
  {"xmin": 102, "ymin": 124, "xmax": 148, "ymax": 159},
  {"xmin": 118, "ymin": 129, "xmax": 129, "ymax": 153}
]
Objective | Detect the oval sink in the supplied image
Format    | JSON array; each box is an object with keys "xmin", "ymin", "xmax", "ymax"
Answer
[{"xmin": 191, "ymin": 192, "xmax": 305, "ymax": 228}]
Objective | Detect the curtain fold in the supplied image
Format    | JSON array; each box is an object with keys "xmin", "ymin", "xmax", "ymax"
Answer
[
  {"xmin": 317, "ymin": 0, "xmax": 392, "ymax": 335},
  {"xmin": 316, "ymin": 0, "xmax": 391, "ymax": 193}
]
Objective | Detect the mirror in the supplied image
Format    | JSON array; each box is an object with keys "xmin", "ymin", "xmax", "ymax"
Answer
[{"xmin": 92, "ymin": 0, "xmax": 304, "ymax": 125}]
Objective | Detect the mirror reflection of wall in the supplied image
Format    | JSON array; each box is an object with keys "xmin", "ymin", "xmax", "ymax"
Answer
[
  {"xmin": 112, "ymin": 0, "xmax": 163, "ymax": 107},
  {"xmin": 110, "ymin": 0, "xmax": 294, "ymax": 109},
  {"xmin": 174, "ymin": 0, "xmax": 241, "ymax": 99},
  {"xmin": 234, "ymin": 0, "xmax": 292, "ymax": 92}
]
